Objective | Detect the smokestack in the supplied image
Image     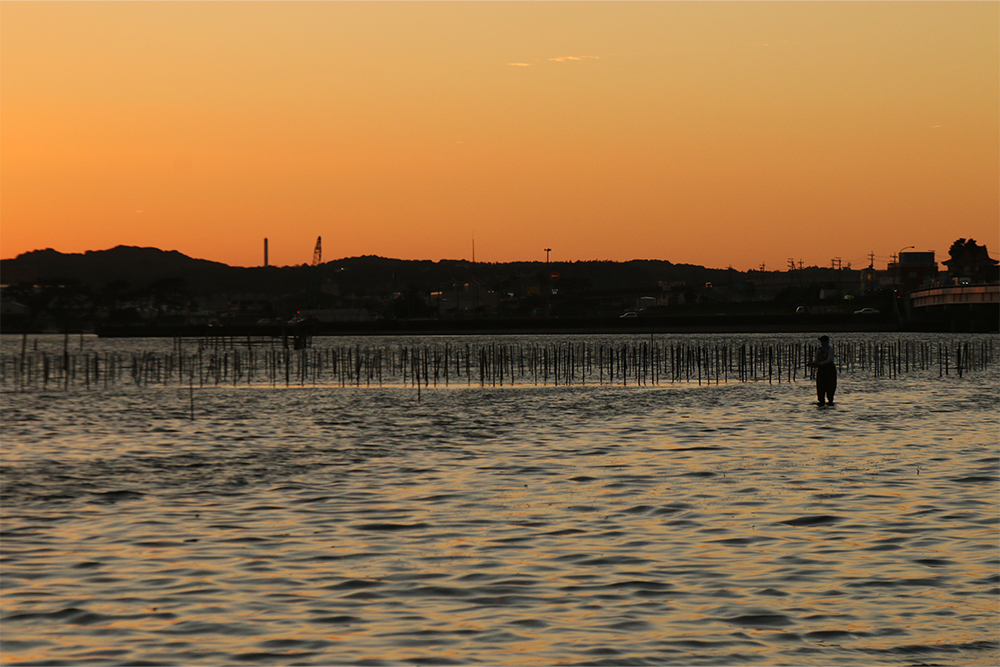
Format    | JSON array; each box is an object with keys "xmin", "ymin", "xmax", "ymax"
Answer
[{"xmin": 264, "ymin": 238, "xmax": 269, "ymax": 267}]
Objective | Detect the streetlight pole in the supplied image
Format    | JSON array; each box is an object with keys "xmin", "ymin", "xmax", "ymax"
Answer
[
  {"xmin": 896, "ymin": 245, "xmax": 914, "ymax": 288},
  {"xmin": 544, "ymin": 248, "xmax": 551, "ymax": 264},
  {"xmin": 895, "ymin": 245, "xmax": 914, "ymax": 318}
]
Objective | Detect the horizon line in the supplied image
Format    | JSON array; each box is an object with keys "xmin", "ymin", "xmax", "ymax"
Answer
[{"xmin": 1, "ymin": 244, "xmax": 936, "ymax": 274}]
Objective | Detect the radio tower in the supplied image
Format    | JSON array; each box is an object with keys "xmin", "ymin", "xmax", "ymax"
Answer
[{"xmin": 312, "ymin": 237, "xmax": 322, "ymax": 266}]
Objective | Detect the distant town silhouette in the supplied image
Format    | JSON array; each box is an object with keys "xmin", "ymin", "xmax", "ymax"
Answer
[{"xmin": 1, "ymin": 240, "xmax": 996, "ymax": 334}]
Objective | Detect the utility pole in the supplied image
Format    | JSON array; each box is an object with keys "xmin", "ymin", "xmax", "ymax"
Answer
[
  {"xmin": 788, "ymin": 259, "xmax": 805, "ymax": 287},
  {"xmin": 544, "ymin": 248, "xmax": 552, "ymax": 264}
]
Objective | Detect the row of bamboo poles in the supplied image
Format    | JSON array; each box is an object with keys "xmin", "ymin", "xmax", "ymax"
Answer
[{"xmin": 2, "ymin": 338, "xmax": 994, "ymax": 392}]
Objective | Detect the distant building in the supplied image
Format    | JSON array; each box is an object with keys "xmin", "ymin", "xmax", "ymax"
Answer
[
  {"xmin": 636, "ymin": 296, "xmax": 657, "ymax": 311},
  {"xmin": 943, "ymin": 241, "xmax": 999, "ymax": 285},
  {"xmin": 890, "ymin": 252, "xmax": 939, "ymax": 292},
  {"xmin": 860, "ymin": 266, "xmax": 877, "ymax": 294}
]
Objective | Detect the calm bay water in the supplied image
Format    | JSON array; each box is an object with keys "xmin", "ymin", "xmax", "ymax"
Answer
[{"xmin": 2, "ymin": 333, "xmax": 998, "ymax": 666}]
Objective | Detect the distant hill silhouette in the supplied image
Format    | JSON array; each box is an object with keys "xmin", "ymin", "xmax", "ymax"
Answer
[
  {"xmin": 1, "ymin": 246, "xmax": 230, "ymax": 289},
  {"xmin": 1, "ymin": 245, "xmax": 736, "ymax": 299}
]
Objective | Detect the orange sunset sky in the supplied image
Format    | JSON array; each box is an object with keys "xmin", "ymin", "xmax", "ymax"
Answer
[{"xmin": 2, "ymin": 1, "xmax": 997, "ymax": 271}]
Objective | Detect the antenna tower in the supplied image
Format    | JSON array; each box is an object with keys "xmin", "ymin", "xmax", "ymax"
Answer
[{"xmin": 312, "ymin": 237, "xmax": 322, "ymax": 266}]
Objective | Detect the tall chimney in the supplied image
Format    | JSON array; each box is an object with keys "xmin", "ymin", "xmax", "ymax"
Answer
[{"xmin": 264, "ymin": 238, "xmax": 269, "ymax": 267}]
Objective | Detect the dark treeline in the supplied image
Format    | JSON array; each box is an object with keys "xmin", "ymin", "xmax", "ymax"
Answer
[
  {"xmin": 2, "ymin": 246, "xmax": 893, "ymax": 332},
  {"xmin": 3, "ymin": 338, "xmax": 993, "ymax": 393},
  {"xmin": 1, "ymin": 246, "xmax": 745, "ymax": 297}
]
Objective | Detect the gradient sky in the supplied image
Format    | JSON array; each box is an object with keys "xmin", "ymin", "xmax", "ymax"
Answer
[{"xmin": 2, "ymin": 1, "xmax": 997, "ymax": 270}]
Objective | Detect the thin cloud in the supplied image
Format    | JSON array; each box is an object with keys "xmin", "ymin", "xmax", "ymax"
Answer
[{"xmin": 506, "ymin": 56, "xmax": 600, "ymax": 67}]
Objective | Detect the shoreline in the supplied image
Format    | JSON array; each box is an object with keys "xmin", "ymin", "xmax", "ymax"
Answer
[{"xmin": 79, "ymin": 312, "xmax": 998, "ymax": 337}]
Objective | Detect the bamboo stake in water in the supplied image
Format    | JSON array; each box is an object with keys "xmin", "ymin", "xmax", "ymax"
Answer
[{"xmin": 189, "ymin": 365, "xmax": 195, "ymax": 420}]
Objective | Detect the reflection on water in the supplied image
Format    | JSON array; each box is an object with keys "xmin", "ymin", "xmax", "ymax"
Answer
[{"xmin": 1, "ymin": 334, "xmax": 998, "ymax": 666}]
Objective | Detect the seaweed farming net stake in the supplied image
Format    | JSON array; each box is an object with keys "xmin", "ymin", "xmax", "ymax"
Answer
[
  {"xmin": 3, "ymin": 337, "xmax": 996, "ymax": 391},
  {"xmin": 189, "ymin": 364, "xmax": 195, "ymax": 421}
]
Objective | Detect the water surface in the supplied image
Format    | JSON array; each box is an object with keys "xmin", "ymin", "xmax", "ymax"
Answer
[{"xmin": 2, "ymin": 334, "xmax": 998, "ymax": 666}]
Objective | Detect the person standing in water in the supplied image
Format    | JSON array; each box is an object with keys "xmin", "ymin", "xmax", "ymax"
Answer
[{"xmin": 807, "ymin": 334, "xmax": 837, "ymax": 406}]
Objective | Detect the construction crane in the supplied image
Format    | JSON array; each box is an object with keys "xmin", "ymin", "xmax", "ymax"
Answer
[{"xmin": 312, "ymin": 237, "xmax": 322, "ymax": 266}]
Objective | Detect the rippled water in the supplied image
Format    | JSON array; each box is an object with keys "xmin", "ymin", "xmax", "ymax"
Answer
[{"xmin": 2, "ymin": 334, "xmax": 998, "ymax": 666}]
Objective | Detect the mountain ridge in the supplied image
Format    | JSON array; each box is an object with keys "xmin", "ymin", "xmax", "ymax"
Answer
[{"xmin": 1, "ymin": 245, "xmax": 735, "ymax": 298}]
